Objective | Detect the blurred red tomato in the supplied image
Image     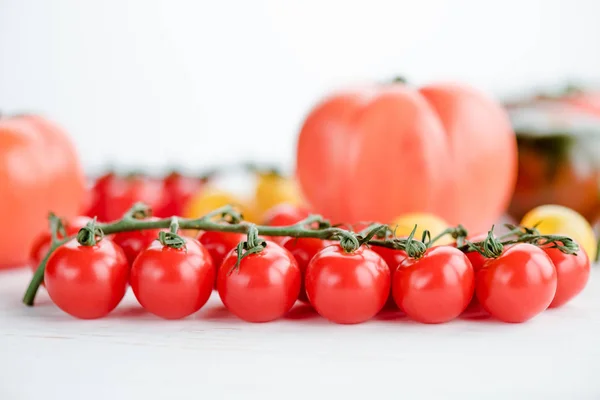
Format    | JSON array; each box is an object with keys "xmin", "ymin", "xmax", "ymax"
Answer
[
  {"xmin": 83, "ymin": 172, "xmax": 116, "ymax": 221},
  {"xmin": 296, "ymin": 81, "xmax": 517, "ymax": 233},
  {"xmin": 262, "ymin": 204, "xmax": 311, "ymax": 245},
  {"xmin": 155, "ymin": 172, "xmax": 205, "ymax": 218},
  {"xmin": 102, "ymin": 175, "xmax": 166, "ymax": 222},
  {"xmin": 0, "ymin": 115, "xmax": 86, "ymax": 268}
]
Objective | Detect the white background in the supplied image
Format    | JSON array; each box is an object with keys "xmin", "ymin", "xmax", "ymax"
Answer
[{"xmin": 1, "ymin": 0, "xmax": 600, "ymax": 173}]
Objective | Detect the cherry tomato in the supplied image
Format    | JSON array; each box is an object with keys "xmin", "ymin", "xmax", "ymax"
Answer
[
  {"xmin": 392, "ymin": 246, "xmax": 474, "ymax": 323},
  {"xmin": 371, "ymin": 246, "xmax": 408, "ymax": 308},
  {"xmin": 130, "ymin": 237, "xmax": 214, "ymax": 319},
  {"xmin": 45, "ymin": 238, "xmax": 129, "ymax": 319},
  {"xmin": 217, "ymin": 241, "xmax": 300, "ymax": 322},
  {"xmin": 390, "ymin": 213, "xmax": 453, "ymax": 245},
  {"xmin": 282, "ymin": 237, "xmax": 335, "ymax": 302},
  {"xmin": 103, "ymin": 175, "xmax": 166, "ymax": 222},
  {"xmin": 111, "ymin": 217, "xmax": 163, "ymax": 265},
  {"xmin": 198, "ymin": 230, "xmax": 245, "ymax": 289},
  {"xmin": 305, "ymin": 244, "xmax": 390, "ymax": 324},
  {"xmin": 520, "ymin": 204, "xmax": 597, "ymax": 261},
  {"xmin": 184, "ymin": 187, "xmax": 258, "ymax": 222},
  {"xmin": 155, "ymin": 172, "xmax": 205, "ymax": 218},
  {"xmin": 29, "ymin": 216, "xmax": 92, "ymax": 273},
  {"xmin": 83, "ymin": 172, "xmax": 116, "ymax": 221},
  {"xmin": 262, "ymin": 204, "xmax": 311, "ymax": 244},
  {"xmin": 543, "ymin": 242, "xmax": 590, "ymax": 308},
  {"xmin": 475, "ymin": 243, "xmax": 557, "ymax": 323},
  {"xmin": 255, "ymin": 172, "xmax": 303, "ymax": 218}
]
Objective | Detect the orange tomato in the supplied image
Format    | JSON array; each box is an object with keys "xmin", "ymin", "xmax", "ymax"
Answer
[
  {"xmin": 296, "ymin": 81, "xmax": 517, "ymax": 233},
  {"xmin": 0, "ymin": 115, "xmax": 86, "ymax": 268}
]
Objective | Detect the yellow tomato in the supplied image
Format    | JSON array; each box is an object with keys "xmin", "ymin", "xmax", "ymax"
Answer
[
  {"xmin": 183, "ymin": 188, "xmax": 257, "ymax": 222},
  {"xmin": 520, "ymin": 204, "xmax": 597, "ymax": 260},
  {"xmin": 390, "ymin": 213, "xmax": 453, "ymax": 245},
  {"xmin": 254, "ymin": 172, "xmax": 303, "ymax": 217}
]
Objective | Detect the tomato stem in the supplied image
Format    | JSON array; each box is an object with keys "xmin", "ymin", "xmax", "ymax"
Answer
[
  {"xmin": 76, "ymin": 218, "xmax": 104, "ymax": 246},
  {"xmin": 158, "ymin": 217, "xmax": 186, "ymax": 249}
]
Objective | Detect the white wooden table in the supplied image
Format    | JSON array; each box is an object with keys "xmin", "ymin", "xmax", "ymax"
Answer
[{"xmin": 0, "ymin": 267, "xmax": 598, "ymax": 400}]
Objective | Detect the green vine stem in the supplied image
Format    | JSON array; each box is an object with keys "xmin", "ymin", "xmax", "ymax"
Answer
[{"xmin": 158, "ymin": 217, "xmax": 186, "ymax": 249}]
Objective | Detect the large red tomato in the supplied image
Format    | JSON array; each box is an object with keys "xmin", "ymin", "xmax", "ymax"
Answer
[
  {"xmin": 0, "ymin": 115, "xmax": 86, "ymax": 268},
  {"xmin": 296, "ymin": 82, "xmax": 517, "ymax": 232}
]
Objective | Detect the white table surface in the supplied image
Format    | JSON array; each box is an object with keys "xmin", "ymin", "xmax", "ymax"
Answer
[{"xmin": 0, "ymin": 267, "xmax": 598, "ymax": 400}]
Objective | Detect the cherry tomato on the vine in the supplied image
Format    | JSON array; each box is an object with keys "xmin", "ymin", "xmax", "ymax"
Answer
[
  {"xmin": 29, "ymin": 216, "xmax": 92, "ymax": 273},
  {"xmin": 282, "ymin": 237, "xmax": 335, "ymax": 302},
  {"xmin": 102, "ymin": 175, "xmax": 166, "ymax": 222},
  {"xmin": 475, "ymin": 243, "xmax": 557, "ymax": 323},
  {"xmin": 371, "ymin": 246, "xmax": 408, "ymax": 309},
  {"xmin": 305, "ymin": 244, "xmax": 390, "ymax": 324},
  {"xmin": 130, "ymin": 237, "xmax": 214, "ymax": 319},
  {"xmin": 45, "ymin": 238, "xmax": 129, "ymax": 319},
  {"xmin": 520, "ymin": 204, "xmax": 597, "ymax": 261},
  {"xmin": 217, "ymin": 241, "xmax": 301, "ymax": 322},
  {"xmin": 83, "ymin": 172, "xmax": 116, "ymax": 221},
  {"xmin": 543, "ymin": 242, "xmax": 590, "ymax": 308},
  {"xmin": 155, "ymin": 172, "xmax": 205, "ymax": 218},
  {"xmin": 198, "ymin": 230, "xmax": 245, "ymax": 288},
  {"xmin": 392, "ymin": 246, "xmax": 474, "ymax": 323},
  {"xmin": 262, "ymin": 204, "xmax": 311, "ymax": 245},
  {"xmin": 112, "ymin": 217, "xmax": 163, "ymax": 265}
]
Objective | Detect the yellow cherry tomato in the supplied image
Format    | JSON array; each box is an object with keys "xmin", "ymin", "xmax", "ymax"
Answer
[
  {"xmin": 183, "ymin": 187, "xmax": 257, "ymax": 222},
  {"xmin": 254, "ymin": 172, "xmax": 303, "ymax": 218},
  {"xmin": 520, "ymin": 204, "xmax": 597, "ymax": 260},
  {"xmin": 390, "ymin": 213, "xmax": 453, "ymax": 245}
]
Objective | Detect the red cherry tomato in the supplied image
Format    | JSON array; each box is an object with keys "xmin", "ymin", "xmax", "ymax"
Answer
[
  {"xmin": 130, "ymin": 237, "xmax": 214, "ymax": 319},
  {"xmin": 282, "ymin": 237, "xmax": 335, "ymax": 302},
  {"xmin": 217, "ymin": 241, "xmax": 301, "ymax": 322},
  {"xmin": 392, "ymin": 246, "xmax": 474, "ymax": 323},
  {"xmin": 111, "ymin": 217, "xmax": 163, "ymax": 265},
  {"xmin": 543, "ymin": 243, "xmax": 590, "ymax": 308},
  {"xmin": 475, "ymin": 243, "xmax": 557, "ymax": 323},
  {"xmin": 198, "ymin": 231, "xmax": 245, "ymax": 269},
  {"xmin": 305, "ymin": 244, "xmax": 390, "ymax": 324},
  {"xmin": 45, "ymin": 238, "xmax": 129, "ymax": 319},
  {"xmin": 103, "ymin": 175, "xmax": 166, "ymax": 222},
  {"xmin": 83, "ymin": 173, "xmax": 116, "ymax": 221},
  {"xmin": 155, "ymin": 172, "xmax": 205, "ymax": 218},
  {"xmin": 29, "ymin": 216, "xmax": 92, "ymax": 273},
  {"xmin": 262, "ymin": 204, "xmax": 311, "ymax": 245},
  {"xmin": 371, "ymin": 246, "xmax": 408, "ymax": 309}
]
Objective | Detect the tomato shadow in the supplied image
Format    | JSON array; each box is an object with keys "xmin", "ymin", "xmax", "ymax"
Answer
[
  {"xmin": 284, "ymin": 302, "xmax": 320, "ymax": 321},
  {"xmin": 197, "ymin": 304, "xmax": 238, "ymax": 321},
  {"xmin": 459, "ymin": 302, "xmax": 491, "ymax": 321},
  {"xmin": 108, "ymin": 305, "xmax": 150, "ymax": 319},
  {"xmin": 374, "ymin": 308, "xmax": 408, "ymax": 321}
]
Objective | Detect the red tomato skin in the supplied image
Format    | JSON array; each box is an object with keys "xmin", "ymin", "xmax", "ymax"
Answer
[
  {"xmin": 371, "ymin": 246, "xmax": 408, "ymax": 308},
  {"xmin": 262, "ymin": 204, "xmax": 311, "ymax": 245},
  {"xmin": 305, "ymin": 244, "xmax": 390, "ymax": 324},
  {"xmin": 296, "ymin": 83, "xmax": 516, "ymax": 233},
  {"xmin": 29, "ymin": 216, "xmax": 92, "ymax": 272},
  {"xmin": 103, "ymin": 175, "xmax": 167, "ymax": 222},
  {"xmin": 475, "ymin": 244, "xmax": 557, "ymax": 323},
  {"xmin": 544, "ymin": 244, "xmax": 590, "ymax": 308},
  {"xmin": 83, "ymin": 173, "xmax": 116, "ymax": 221},
  {"xmin": 130, "ymin": 238, "xmax": 214, "ymax": 319},
  {"xmin": 155, "ymin": 173, "xmax": 204, "ymax": 218},
  {"xmin": 198, "ymin": 231, "xmax": 245, "ymax": 269},
  {"xmin": 217, "ymin": 241, "xmax": 301, "ymax": 322},
  {"xmin": 44, "ymin": 238, "xmax": 129, "ymax": 319},
  {"xmin": 111, "ymin": 217, "xmax": 163, "ymax": 265},
  {"xmin": 392, "ymin": 246, "xmax": 474, "ymax": 323},
  {"xmin": 282, "ymin": 237, "xmax": 335, "ymax": 302},
  {"xmin": 0, "ymin": 116, "xmax": 86, "ymax": 268}
]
